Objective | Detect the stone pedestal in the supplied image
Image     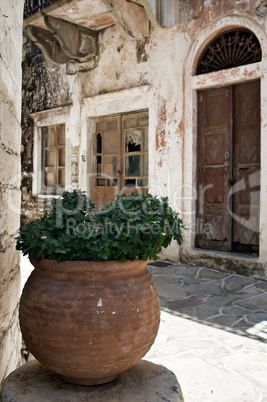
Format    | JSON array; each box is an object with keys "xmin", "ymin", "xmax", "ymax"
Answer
[{"xmin": 1, "ymin": 360, "xmax": 184, "ymax": 401}]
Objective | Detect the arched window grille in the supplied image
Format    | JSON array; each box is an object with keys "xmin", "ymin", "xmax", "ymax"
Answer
[{"xmin": 197, "ymin": 29, "xmax": 262, "ymax": 75}]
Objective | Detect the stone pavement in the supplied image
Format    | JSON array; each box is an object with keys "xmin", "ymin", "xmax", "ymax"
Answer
[
  {"xmin": 20, "ymin": 256, "xmax": 267, "ymax": 402},
  {"xmin": 146, "ymin": 260, "xmax": 267, "ymax": 402}
]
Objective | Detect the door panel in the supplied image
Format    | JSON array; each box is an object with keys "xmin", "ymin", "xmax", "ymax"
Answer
[
  {"xmin": 93, "ymin": 116, "xmax": 120, "ymax": 209},
  {"xmin": 197, "ymin": 80, "xmax": 260, "ymax": 253},
  {"xmin": 197, "ymin": 87, "xmax": 233, "ymax": 251},
  {"xmin": 233, "ymin": 80, "xmax": 260, "ymax": 247}
]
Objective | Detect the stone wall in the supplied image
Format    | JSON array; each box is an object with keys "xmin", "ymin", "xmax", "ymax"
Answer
[
  {"xmin": 21, "ymin": 36, "xmax": 72, "ymax": 224},
  {"xmin": 0, "ymin": 0, "xmax": 24, "ymax": 385}
]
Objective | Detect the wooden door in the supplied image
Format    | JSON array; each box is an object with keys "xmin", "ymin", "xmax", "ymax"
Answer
[
  {"xmin": 92, "ymin": 111, "xmax": 148, "ymax": 209},
  {"xmin": 196, "ymin": 81, "xmax": 260, "ymax": 253},
  {"xmin": 197, "ymin": 87, "xmax": 233, "ymax": 251}
]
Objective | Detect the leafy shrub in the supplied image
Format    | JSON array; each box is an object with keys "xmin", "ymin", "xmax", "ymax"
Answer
[{"xmin": 16, "ymin": 190, "xmax": 186, "ymax": 262}]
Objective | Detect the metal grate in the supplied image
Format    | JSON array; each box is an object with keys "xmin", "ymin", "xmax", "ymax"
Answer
[
  {"xmin": 24, "ymin": 0, "xmax": 60, "ymax": 19},
  {"xmin": 197, "ymin": 30, "xmax": 262, "ymax": 75}
]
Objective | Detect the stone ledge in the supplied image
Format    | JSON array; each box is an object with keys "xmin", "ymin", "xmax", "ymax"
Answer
[{"xmin": 1, "ymin": 359, "xmax": 184, "ymax": 402}]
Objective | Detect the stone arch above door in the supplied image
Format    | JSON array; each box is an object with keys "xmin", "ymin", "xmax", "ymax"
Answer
[{"xmin": 182, "ymin": 15, "xmax": 267, "ymax": 263}]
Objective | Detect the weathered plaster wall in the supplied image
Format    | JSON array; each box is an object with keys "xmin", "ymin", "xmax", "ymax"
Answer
[
  {"xmin": 21, "ymin": 0, "xmax": 267, "ymax": 276},
  {"xmin": 0, "ymin": 0, "xmax": 24, "ymax": 385}
]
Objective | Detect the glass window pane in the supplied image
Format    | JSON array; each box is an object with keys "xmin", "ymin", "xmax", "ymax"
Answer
[
  {"xmin": 125, "ymin": 179, "xmax": 136, "ymax": 187},
  {"xmin": 97, "ymin": 178, "xmax": 106, "ymax": 186},
  {"xmin": 125, "ymin": 129, "xmax": 141, "ymax": 152},
  {"xmin": 137, "ymin": 178, "xmax": 148, "ymax": 187},
  {"xmin": 102, "ymin": 156, "xmax": 117, "ymax": 178},
  {"xmin": 102, "ymin": 132, "xmax": 117, "ymax": 154},
  {"xmin": 124, "ymin": 117, "xmax": 137, "ymax": 128},
  {"xmin": 45, "ymin": 169, "xmax": 55, "ymax": 186},
  {"xmin": 59, "ymin": 148, "xmax": 65, "ymax": 166},
  {"xmin": 143, "ymin": 127, "xmax": 148, "ymax": 151},
  {"xmin": 58, "ymin": 168, "xmax": 65, "ymax": 186},
  {"xmin": 58, "ymin": 125, "xmax": 65, "ymax": 146},
  {"xmin": 97, "ymin": 155, "xmax": 101, "ymax": 175},
  {"xmin": 107, "ymin": 119, "xmax": 118, "ymax": 130},
  {"xmin": 125, "ymin": 155, "xmax": 141, "ymax": 177},
  {"xmin": 96, "ymin": 121, "xmax": 106, "ymax": 131},
  {"xmin": 44, "ymin": 128, "xmax": 54, "ymax": 147},
  {"xmin": 143, "ymin": 154, "xmax": 148, "ymax": 176},
  {"xmin": 107, "ymin": 179, "xmax": 117, "ymax": 187},
  {"xmin": 45, "ymin": 150, "xmax": 55, "ymax": 167},
  {"xmin": 138, "ymin": 114, "xmax": 148, "ymax": 126}
]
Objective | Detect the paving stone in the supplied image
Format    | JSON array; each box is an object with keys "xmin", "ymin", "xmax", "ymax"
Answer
[
  {"xmin": 204, "ymin": 295, "xmax": 235, "ymax": 308},
  {"xmin": 152, "ymin": 275, "xmax": 184, "ymax": 287},
  {"xmin": 247, "ymin": 311, "xmax": 267, "ymax": 324},
  {"xmin": 156, "ymin": 284, "xmax": 187, "ymax": 300},
  {"xmin": 235, "ymin": 294, "xmax": 267, "ymax": 311},
  {"xmin": 195, "ymin": 306, "xmax": 223, "ymax": 321},
  {"xmin": 207, "ymin": 314, "xmax": 246, "ymax": 328},
  {"xmin": 222, "ymin": 305, "xmax": 251, "ymax": 315},
  {"xmin": 169, "ymin": 265, "xmax": 199, "ymax": 279},
  {"xmin": 167, "ymin": 296, "xmax": 204, "ymax": 310},
  {"xmin": 198, "ymin": 268, "xmax": 229, "ymax": 280},
  {"xmin": 182, "ymin": 282, "xmax": 224, "ymax": 297},
  {"xmin": 223, "ymin": 275, "xmax": 256, "ymax": 293},
  {"xmin": 253, "ymin": 281, "xmax": 267, "ymax": 292}
]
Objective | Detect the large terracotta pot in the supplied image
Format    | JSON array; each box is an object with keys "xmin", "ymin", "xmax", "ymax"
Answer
[{"xmin": 19, "ymin": 259, "xmax": 160, "ymax": 385}]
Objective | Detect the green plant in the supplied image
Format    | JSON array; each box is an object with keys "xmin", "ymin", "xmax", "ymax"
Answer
[{"xmin": 16, "ymin": 190, "xmax": 186, "ymax": 262}]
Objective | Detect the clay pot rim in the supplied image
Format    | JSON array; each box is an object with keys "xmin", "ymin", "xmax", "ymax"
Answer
[{"xmin": 30, "ymin": 258, "xmax": 149, "ymax": 274}]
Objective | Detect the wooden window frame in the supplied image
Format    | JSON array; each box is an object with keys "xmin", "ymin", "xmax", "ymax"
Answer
[
  {"xmin": 94, "ymin": 110, "xmax": 149, "ymax": 191},
  {"xmin": 41, "ymin": 124, "xmax": 65, "ymax": 195}
]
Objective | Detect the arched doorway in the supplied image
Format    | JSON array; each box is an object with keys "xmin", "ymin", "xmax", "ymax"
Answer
[{"xmin": 195, "ymin": 29, "xmax": 262, "ymax": 254}]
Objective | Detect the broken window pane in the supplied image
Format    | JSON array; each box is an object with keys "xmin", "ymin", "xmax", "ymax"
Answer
[
  {"xmin": 125, "ymin": 129, "xmax": 141, "ymax": 152},
  {"xmin": 125, "ymin": 155, "xmax": 141, "ymax": 177},
  {"xmin": 97, "ymin": 133, "xmax": 102, "ymax": 154}
]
